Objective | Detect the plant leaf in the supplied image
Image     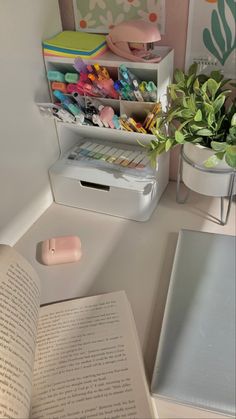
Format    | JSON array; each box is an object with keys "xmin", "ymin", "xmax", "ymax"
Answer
[
  {"xmin": 210, "ymin": 70, "xmax": 223, "ymax": 82},
  {"xmin": 187, "ymin": 73, "xmax": 196, "ymax": 89},
  {"xmin": 215, "ymin": 151, "xmax": 225, "ymax": 160},
  {"xmin": 194, "ymin": 109, "xmax": 203, "ymax": 121},
  {"xmin": 175, "ymin": 130, "xmax": 185, "ymax": 143},
  {"xmin": 207, "ymin": 78, "xmax": 220, "ymax": 98},
  {"xmin": 204, "ymin": 154, "xmax": 220, "ymax": 168},
  {"xmin": 165, "ymin": 138, "xmax": 175, "ymax": 151},
  {"xmin": 204, "ymin": 102, "xmax": 214, "ymax": 114},
  {"xmin": 216, "ymin": 115, "xmax": 225, "ymax": 130},
  {"xmin": 197, "ymin": 128, "xmax": 214, "ymax": 136},
  {"xmin": 213, "ymin": 95, "xmax": 226, "ymax": 112},
  {"xmin": 193, "ymin": 78, "xmax": 200, "ymax": 93},
  {"xmin": 188, "ymin": 94, "xmax": 197, "ymax": 113},
  {"xmin": 179, "ymin": 109, "xmax": 194, "ymax": 118},
  {"xmin": 188, "ymin": 62, "xmax": 198, "ymax": 76},
  {"xmin": 231, "ymin": 113, "xmax": 236, "ymax": 127},
  {"xmin": 174, "ymin": 69, "xmax": 185, "ymax": 84},
  {"xmin": 191, "ymin": 123, "xmax": 207, "ymax": 131},
  {"xmin": 225, "ymin": 145, "xmax": 236, "ymax": 168},
  {"xmin": 211, "ymin": 141, "xmax": 227, "ymax": 152},
  {"xmin": 207, "ymin": 112, "xmax": 215, "ymax": 126},
  {"xmin": 201, "ymin": 80, "xmax": 208, "ymax": 94}
]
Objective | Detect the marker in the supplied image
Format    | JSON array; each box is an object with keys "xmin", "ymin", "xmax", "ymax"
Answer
[
  {"xmin": 92, "ymin": 144, "xmax": 109, "ymax": 159},
  {"xmin": 67, "ymin": 83, "xmax": 78, "ymax": 93},
  {"xmin": 102, "ymin": 147, "xmax": 118, "ymax": 161},
  {"xmin": 136, "ymin": 155, "xmax": 150, "ymax": 168},
  {"xmin": 122, "ymin": 151, "xmax": 141, "ymax": 167},
  {"xmin": 93, "ymin": 63, "xmax": 110, "ymax": 80},
  {"xmin": 114, "ymin": 150, "xmax": 133, "ymax": 165},
  {"xmin": 120, "ymin": 150, "xmax": 137, "ymax": 167},
  {"xmin": 106, "ymin": 148, "xmax": 125, "ymax": 163},
  {"xmin": 47, "ymin": 70, "xmax": 65, "ymax": 82},
  {"xmin": 128, "ymin": 152, "xmax": 147, "ymax": 168},
  {"xmin": 65, "ymin": 73, "xmax": 79, "ymax": 83},
  {"xmin": 119, "ymin": 65, "xmax": 139, "ymax": 85},
  {"xmin": 67, "ymin": 141, "xmax": 91, "ymax": 160},
  {"xmin": 73, "ymin": 57, "xmax": 88, "ymax": 73},
  {"xmin": 53, "ymin": 90, "xmax": 83, "ymax": 118},
  {"xmin": 51, "ymin": 82, "xmax": 67, "ymax": 93},
  {"xmin": 80, "ymin": 143, "xmax": 101, "ymax": 159},
  {"xmin": 98, "ymin": 146, "xmax": 114, "ymax": 160}
]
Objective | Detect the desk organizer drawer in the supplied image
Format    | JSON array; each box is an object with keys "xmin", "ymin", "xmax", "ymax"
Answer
[{"xmin": 49, "ymin": 143, "xmax": 169, "ymax": 221}]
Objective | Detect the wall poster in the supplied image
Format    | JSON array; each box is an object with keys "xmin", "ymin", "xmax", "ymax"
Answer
[
  {"xmin": 185, "ymin": 0, "xmax": 236, "ymax": 78},
  {"xmin": 74, "ymin": 0, "xmax": 165, "ymax": 35}
]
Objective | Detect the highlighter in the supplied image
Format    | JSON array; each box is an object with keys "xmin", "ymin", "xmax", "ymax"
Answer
[
  {"xmin": 51, "ymin": 82, "xmax": 67, "ymax": 93},
  {"xmin": 67, "ymin": 83, "xmax": 78, "ymax": 93},
  {"xmin": 53, "ymin": 90, "xmax": 84, "ymax": 119},
  {"xmin": 94, "ymin": 64, "xmax": 110, "ymax": 80},
  {"xmin": 65, "ymin": 73, "xmax": 79, "ymax": 83},
  {"xmin": 47, "ymin": 70, "xmax": 65, "ymax": 82}
]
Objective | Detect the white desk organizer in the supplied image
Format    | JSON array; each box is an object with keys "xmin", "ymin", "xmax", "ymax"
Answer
[
  {"xmin": 49, "ymin": 140, "xmax": 169, "ymax": 221},
  {"xmin": 44, "ymin": 49, "xmax": 173, "ymax": 220}
]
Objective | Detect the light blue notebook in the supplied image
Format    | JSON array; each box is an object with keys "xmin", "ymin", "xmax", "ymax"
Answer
[{"xmin": 151, "ymin": 230, "xmax": 236, "ymax": 417}]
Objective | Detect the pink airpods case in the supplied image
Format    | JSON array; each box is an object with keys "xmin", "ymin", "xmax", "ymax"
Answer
[{"xmin": 41, "ymin": 235, "xmax": 82, "ymax": 265}]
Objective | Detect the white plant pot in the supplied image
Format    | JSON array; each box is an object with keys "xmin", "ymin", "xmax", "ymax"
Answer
[{"xmin": 182, "ymin": 143, "xmax": 236, "ymax": 197}]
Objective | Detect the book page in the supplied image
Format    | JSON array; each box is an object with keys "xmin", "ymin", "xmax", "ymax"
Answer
[
  {"xmin": 31, "ymin": 291, "xmax": 154, "ymax": 419},
  {"xmin": 0, "ymin": 245, "xmax": 41, "ymax": 419}
]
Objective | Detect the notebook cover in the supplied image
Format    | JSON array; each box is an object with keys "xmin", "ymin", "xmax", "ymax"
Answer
[{"xmin": 151, "ymin": 230, "xmax": 236, "ymax": 417}]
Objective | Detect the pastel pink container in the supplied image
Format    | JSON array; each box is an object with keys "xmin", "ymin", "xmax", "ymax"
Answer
[{"xmin": 41, "ymin": 235, "xmax": 82, "ymax": 265}]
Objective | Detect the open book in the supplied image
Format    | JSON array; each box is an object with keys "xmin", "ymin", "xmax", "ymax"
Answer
[{"xmin": 0, "ymin": 245, "xmax": 154, "ymax": 419}]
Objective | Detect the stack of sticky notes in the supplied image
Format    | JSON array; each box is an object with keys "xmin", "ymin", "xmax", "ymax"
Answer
[{"xmin": 43, "ymin": 31, "xmax": 107, "ymax": 58}]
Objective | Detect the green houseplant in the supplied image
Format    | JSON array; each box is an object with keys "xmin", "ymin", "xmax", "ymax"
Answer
[{"xmin": 147, "ymin": 63, "xmax": 236, "ymax": 170}]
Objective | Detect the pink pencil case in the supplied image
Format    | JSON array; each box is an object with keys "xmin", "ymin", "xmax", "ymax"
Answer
[{"xmin": 40, "ymin": 235, "xmax": 82, "ymax": 265}]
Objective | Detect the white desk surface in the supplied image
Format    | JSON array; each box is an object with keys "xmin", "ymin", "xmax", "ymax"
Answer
[{"xmin": 15, "ymin": 182, "xmax": 235, "ymax": 383}]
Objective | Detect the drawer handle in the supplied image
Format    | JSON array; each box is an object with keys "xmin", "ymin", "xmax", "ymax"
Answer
[{"xmin": 80, "ymin": 180, "xmax": 110, "ymax": 191}]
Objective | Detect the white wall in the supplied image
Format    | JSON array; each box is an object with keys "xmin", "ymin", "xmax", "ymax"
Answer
[{"xmin": 0, "ymin": 0, "xmax": 62, "ymax": 245}]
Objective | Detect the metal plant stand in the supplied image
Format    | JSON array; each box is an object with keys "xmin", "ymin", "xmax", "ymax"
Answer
[{"xmin": 176, "ymin": 145, "xmax": 236, "ymax": 226}]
